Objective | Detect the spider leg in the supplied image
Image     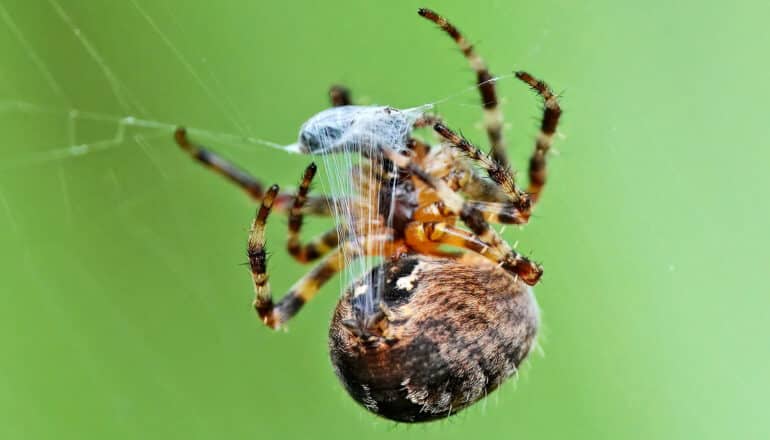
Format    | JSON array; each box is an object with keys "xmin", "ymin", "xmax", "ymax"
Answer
[
  {"xmin": 251, "ymin": 244, "xmax": 346, "ymax": 329},
  {"xmin": 384, "ymin": 149, "xmax": 542, "ymax": 285},
  {"xmin": 418, "ymin": 8, "xmax": 509, "ymax": 168},
  {"xmin": 175, "ymin": 127, "xmax": 263, "ymax": 199},
  {"xmin": 288, "ymin": 228, "xmax": 342, "ymax": 264},
  {"xmin": 426, "ymin": 143, "xmax": 509, "ymax": 202},
  {"xmin": 406, "ymin": 138, "xmax": 431, "ymax": 159},
  {"xmin": 418, "ymin": 200, "xmax": 528, "ymax": 226},
  {"xmin": 329, "ymin": 85, "xmax": 352, "ymax": 106},
  {"xmin": 249, "ymin": 186, "xmax": 395, "ymax": 328},
  {"xmin": 174, "ymin": 127, "xmax": 333, "ymax": 215},
  {"xmin": 287, "ymin": 163, "xmax": 343, "ymax": 263},
  {"xmin": 458, "ymin": 169, "xmax": 509, "ymax": 202},
  {"xmin": 434, "ymin": 122, "xmax": 531, "ymax": 215},
  {"xmin": 466, "ymin": 200, "xmax": 528, "ymax": 225},
  {"xmin": 405, "ymin": 222, "xmax": 540, "ymax": 284},
  {"xmin": 248, "ymin": 184, "xmax": 340, "ymax": 328},
  {"xmin": 412, "ymin": 113, "xmax": 442, "ymax": 129},
  {"xmin": 515, "ymin": 71, "xmax": 562, "ymax": 205}
]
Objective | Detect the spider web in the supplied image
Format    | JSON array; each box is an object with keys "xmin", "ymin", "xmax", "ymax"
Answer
[
  {"xmin": 0, "ymin": 1, "xmax": 523, "ymax": 316},
  {"xmin": 1, "ymin": 1, "xmax": 293, "ymax": 169}
]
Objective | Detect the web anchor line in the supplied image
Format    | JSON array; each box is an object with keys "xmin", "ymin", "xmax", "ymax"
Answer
[
  {"xmin": 1, "ymin": 70, "xmax": 523, "ymax": 172},
  {"xmin": 0, "ymin": 100, "xmax": 293, "ymax": 170}
]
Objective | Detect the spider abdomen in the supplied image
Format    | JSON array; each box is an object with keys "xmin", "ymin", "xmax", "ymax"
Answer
[{"xmin": 329, "ymin": 255, "xmax": 539, "ymax": 423}]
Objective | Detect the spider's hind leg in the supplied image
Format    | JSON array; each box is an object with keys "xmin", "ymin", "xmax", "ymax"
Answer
[
  {"xmin": 249, "ymin": 185, "xmax": 343, "ymax": 329},
  {"xmin": 175, "ymin": 127, "xmax": 264, "ymax": 200},
  {"xmin": 249, "ymin": 188, "xmax": 390, "ymax": 328},
  {"xmin": 174, "ymin": 127, "xmax": 333, "ymax": 215}
]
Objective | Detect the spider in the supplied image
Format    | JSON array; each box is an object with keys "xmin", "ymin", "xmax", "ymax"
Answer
[{"xmin": 174, "ymin": 8, "xmax": 561, "ymax": 423}]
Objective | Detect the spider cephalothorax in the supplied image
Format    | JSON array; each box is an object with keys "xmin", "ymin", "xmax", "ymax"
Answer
[{"xmin": 175, "ymin": 8, "xmax": 562, "ymax": 423}]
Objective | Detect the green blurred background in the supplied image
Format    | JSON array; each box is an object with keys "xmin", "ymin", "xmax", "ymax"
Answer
[{"xmin": 1, "ymin": 0, "xmax": 769, "ymax": 438}]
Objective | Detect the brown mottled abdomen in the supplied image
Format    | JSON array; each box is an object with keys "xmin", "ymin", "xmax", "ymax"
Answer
[{"xmin": 329, "ymin": 255, "xmax": 539, "ymax": 423}]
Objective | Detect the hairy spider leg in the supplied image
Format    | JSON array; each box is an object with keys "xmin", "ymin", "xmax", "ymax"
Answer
[
  {"xmin": 418, "ymin": 8, "xmax": 509, "ymax": 169},
  {"xmin": 249, "ymin": 184, "xmax": 338, "ymax": 328},
  {"xmin": 420, "ymin": 146, "xmax": 510, "ymax": 203},
  {"xmin": 515, "ymin": 71, "xmax": 562, "ymax": 205},
  {"xmin": 249, "ymin": 185, "xmax": 401, "ymax": 328},
  {"xmin": 433, "ymin": 122, "xmax": 530, "ymax": 215}
]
